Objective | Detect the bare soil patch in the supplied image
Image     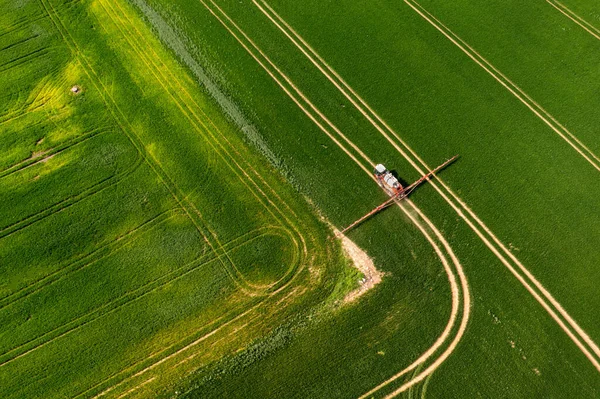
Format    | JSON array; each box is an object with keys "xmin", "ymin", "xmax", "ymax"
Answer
[{"xmin": 335, "ymin": 229, "xmax": 383, "ymax": 303}]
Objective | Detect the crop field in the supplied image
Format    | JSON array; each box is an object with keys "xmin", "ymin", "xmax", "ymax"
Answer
[{"xmin": 2, "ymin": 0, "xmax": 600, "ymax": 398}]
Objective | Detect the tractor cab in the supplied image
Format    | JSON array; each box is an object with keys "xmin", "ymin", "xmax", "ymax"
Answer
[{"xmin": 373, "ymin": 164, "xmax": 403, "ymax": 196}]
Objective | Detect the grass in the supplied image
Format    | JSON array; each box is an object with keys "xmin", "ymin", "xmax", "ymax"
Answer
[
  {"xmin": 126, "ymin": 0, "xmax": 600, "ymax": 397},
  {"xmin": 4, "ymin": 0, "xmax": 600, "ymax": 397},
  {"xmin": 0, "ymin": 0, "xmax": 352, "ymax": 397}
]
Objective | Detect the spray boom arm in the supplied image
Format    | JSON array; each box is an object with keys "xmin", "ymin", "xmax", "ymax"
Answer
[{"xmin": 340, "ymin": 155, "xmax": 458, "ymax": 234}]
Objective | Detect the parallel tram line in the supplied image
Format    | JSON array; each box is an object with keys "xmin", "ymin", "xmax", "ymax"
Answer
[
  {"xmin": 0, "ymin": 125, "xmax": 108, "ymax": 179},
  {"xmin": 404, "ymin": 0, "xmax": 600, "ymax": 368},
  {"xmin": 366, "ymin": 198, "xmax": 470, "ymax": 398},
  {"xmin": 547, "ymin": 0, "xmax": 600, "ymax": 42},
  {"xmin": 87, "ymin": 305, "xmax": 260, "ymax": 399},
  {"xmin": 97, "ymin": 0, "xmax": 306, "ymax": 294},
  {"xmin": 197, "ymin": 1, "xmax": 470, "ymax": 397},
  {"xmin": 0, "ymin": 34, "xmax": 40, "ymax": 53},
  {"xmin": 0, "ymin": 147, "xmax": 144, "ymax": 240},
  {"xmin": 39, "ymin": 0, "xmax": 256, "ymax": 295},
  {"xmin": 254, "ymin": 0, "xmax": 600, "ymax": 374},
  {"xmin": 0, "ymin": 223, "xmax": 281, "ymax": 368},
  {"xmin": 25, "ymin": 1, "xmax": 318, "ymax": 396},
  {"xmin": 0, "ymin": 47, "xmax": 50, "ymax": 73},
  {"xmin": 0, "ymin": 209, "xmax": 179, "ymax": 311},
  {"xmin": 404, "ymin": 0, "xmax": 600, "ymax": 171}
]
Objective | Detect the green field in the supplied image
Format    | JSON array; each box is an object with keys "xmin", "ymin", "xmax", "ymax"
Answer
[{"xmin": 2, "ymin": 0, "xmax": 600, "ymax": 398}]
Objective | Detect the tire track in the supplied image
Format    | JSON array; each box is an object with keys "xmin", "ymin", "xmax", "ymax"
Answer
[
  {"xmin": 359, "ymin": 198, "xmax": 470, "ymax": 399},
  {"xmin": 0, "ymin": 134, "xmax": 144, "ymax": 240},
  {"xmin": 0, "ymin": 209, "xmax": 178, "ymax": 311},
  {"xmin": 40, "ymin": 0, "xmax": 301, "ymax": 296},
  {"xmin": 106, "ymin": 0, "xmax": 307, "ymax": 286},
  {"xmin": 0, "ymin": 254, "xmax": 213, "ymax": 368},
  {"xmin": 0, "ymin": 47, "xmax": 50, "ymax": 73},
  {"xmin": 0, "ymin": 125, "xmax": 108, "ymax": 179},
  {"xmin": 98, "ymin": 0, "xmax": 307, "ymax": 295},
  {"xmin": 547, "ymin": 1, "xmax": 600, "ymax": 41},
  {"xmin": 403, "ymin": 0, "xmax": 600, "ymax": 171},
  {"xmin": 18, "ymin": 2, "xmax": 317, "ymax": 398},
  {"xmin": 0, "ymin": 224, "xmax": 287, "ymax": 368},
  {"xmin": 255, "ymin": 0, "xmax": 600, "ymax": 373},
  {"xmin": 0, "ymin": 34, "xmax": 40, "ymax": 54},
  {"xmin": 85, "ymin": 306, "xmax": 258, "ymax": 399},
  {"xmin": 197, "ymin": 2, "xmax": 470, "ymax": 396},
  {"xmin": 0, "ymin": 101, "xmax": 45, "ymax": 127}
]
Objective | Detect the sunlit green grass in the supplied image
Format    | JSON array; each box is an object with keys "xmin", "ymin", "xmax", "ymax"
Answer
[{"xmin": 0, "ymin": 0, "xmax": 350, "ymax": 397}]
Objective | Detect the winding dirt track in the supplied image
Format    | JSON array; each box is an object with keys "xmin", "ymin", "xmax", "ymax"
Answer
[
  {"xmin": 252, "ymin": 0, "xmax": 600, "ymax": 378},
  {"xmin": 361, "ymin": 199, "xmax": 470, "ymax": 398},
  {"xmin": 198, "ymin": 1, "xmax": 471, "ymax": 396}
]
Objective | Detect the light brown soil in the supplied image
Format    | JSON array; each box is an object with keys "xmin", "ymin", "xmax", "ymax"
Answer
[
  {"xmin": 30, "ymin": 150, "xmax": 47, "ymax": 159},
  {"xmin": 334, "ymin": 229, "xmax": 383, "ymax": 303},
  {"xmin": 40, "ymin": 154, "xmax": 55, "ymax": 163}
]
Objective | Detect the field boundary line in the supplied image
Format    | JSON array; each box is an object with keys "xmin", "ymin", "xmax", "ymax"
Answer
[
  {"xmin": 198, "ymin": 2, "xmax": 470, "ymax": 395},
  {"xmin": 254, "ymin": 0, "xmax": 600, "ymax": 372},
  {"xmin": 111, "ymin": 0, "xmax": 302, "ymax": 220}
]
